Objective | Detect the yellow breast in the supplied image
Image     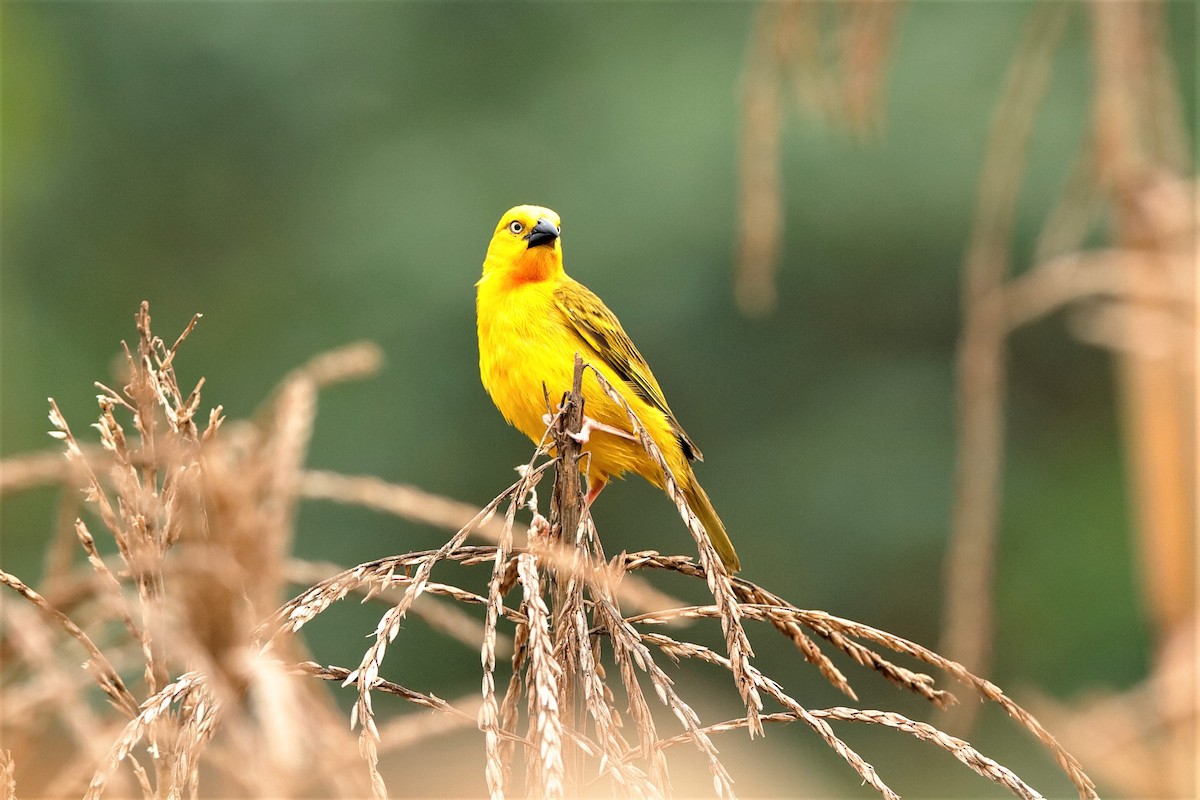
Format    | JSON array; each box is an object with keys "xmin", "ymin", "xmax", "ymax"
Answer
[
  {"xmin": 477, "ymin": 277, "xmax": 571, "ymax": 443},
  {"xmin": 476, "ymin": 276, "xmax": 682, "ymax": 485}
]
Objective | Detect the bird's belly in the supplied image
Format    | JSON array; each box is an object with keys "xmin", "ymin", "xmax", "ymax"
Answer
[
  {"xmin": 479, "ymin": 280, "xmax": 691, "ymax": 489},
  {"xmin": 479, "ymin": 303, "xmax": 666, "ymax": 484},
  {"xmin": 481, "ymin": 333, "xmax": 573, "ymax": 444}
]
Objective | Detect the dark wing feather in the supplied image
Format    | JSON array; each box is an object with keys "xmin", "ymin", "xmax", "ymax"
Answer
[{"xmin": 553, "ymin": 280, "xmax": 703, "ymax": 462}]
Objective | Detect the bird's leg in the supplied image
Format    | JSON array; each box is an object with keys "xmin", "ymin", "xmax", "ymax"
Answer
[
  {"xmin": 585, "ymin": 477, "xmax": 607, "ymax": 507},
  {"xmin": 570, "ymin": 416, "xmax": 638, "ymax": 445},
  {"xmin": 542, "ymin": 412, "xmax": 637, "ymax": 445}
]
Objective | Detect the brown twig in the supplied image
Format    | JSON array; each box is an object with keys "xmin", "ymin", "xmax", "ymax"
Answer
[{"xmin": 546, "ymin": 353, "xmax": 588, "ymax": 794}]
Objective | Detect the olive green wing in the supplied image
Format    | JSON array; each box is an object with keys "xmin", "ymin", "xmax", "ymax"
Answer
[{"xmin": 553, "ymin": 279, "xmax": 703, "ymax": 462}]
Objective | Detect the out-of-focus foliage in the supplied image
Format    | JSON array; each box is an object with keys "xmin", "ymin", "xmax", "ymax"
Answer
[{"xmin": 2, "ymin": 2, "xmax": 1194, "ymax": 797}]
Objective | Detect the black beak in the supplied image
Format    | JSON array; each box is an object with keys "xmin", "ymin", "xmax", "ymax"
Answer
[{"xmin": 524, "ymin": 218, "xmax": 560, "ymax": 248}]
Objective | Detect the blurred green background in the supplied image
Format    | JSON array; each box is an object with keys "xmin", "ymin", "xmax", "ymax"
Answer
[{"xmin": 2, "ymin": 2, "xmax": 1194, "ymax": 797}]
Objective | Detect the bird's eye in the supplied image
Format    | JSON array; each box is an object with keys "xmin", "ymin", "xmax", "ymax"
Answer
[{"xmin": 508, "ymin": 220, "xmax": 524, "ymax": 235}]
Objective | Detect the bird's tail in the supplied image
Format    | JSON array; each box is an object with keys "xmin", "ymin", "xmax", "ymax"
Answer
[{"xmin": 682, "ymin": 472, "xmax": 741, "ymax": 573}]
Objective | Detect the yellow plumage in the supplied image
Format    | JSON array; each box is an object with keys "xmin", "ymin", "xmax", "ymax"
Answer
[{"xmin": 476, "ymin": 204, "xmax": 740, "ymax": 572}]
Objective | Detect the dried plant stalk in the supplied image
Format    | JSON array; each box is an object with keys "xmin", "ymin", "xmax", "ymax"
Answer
[
  {"xmin": 941, "ymin": 3, "xmax": 1072, "ymax": 704},
  {"xmin": 0, "ymin": 570, "xmax": 138, "ymax": 718},
  {"xmin": 83, "ymin": 672, "xmax": 218, "ymax": 800},
  {"xmin": 1, "ymin": 308, "xmax": 1098, "ymax": 800},
  {"xmin": 1089, "ymin": 0, "xmax": 1195, "ymax": 642},
  {"xmin": 0, "ymin": 750, "xmax": 14, "ymax": 800},
  {"xmin": 735, "ymin": 0, "xmax": 905, "ymax": 315},
  {"xmin": 736, "ymin": 2, "xmax": 785, "ymax": 316},
  {"xmin": 3, "ymin": 304, "xmax": 394, "ymax": 799},
  {"xmin": 517, "ymin": 555, "xmax": 564, "ymax": 799}
]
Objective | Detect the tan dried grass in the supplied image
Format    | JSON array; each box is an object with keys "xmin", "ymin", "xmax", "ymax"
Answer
[{"xmin": 0, "ymin": 305, "xmax": 1099, "ymax": 799}]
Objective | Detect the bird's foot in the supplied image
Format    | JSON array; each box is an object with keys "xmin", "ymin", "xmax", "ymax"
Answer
[{"xmin": 543, "ymin": 412, "xmax": 637, "ymax": 445}]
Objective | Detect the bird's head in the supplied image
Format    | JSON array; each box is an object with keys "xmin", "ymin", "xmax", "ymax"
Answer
[{"xmin": 480, "ymin": 205, "xmax": 564, "ymax": 284}]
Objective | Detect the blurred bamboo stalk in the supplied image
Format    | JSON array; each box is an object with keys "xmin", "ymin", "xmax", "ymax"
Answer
[
  {"xmin": 939, "ymin": 0, "xmax": 1196, "ymax": 793},
  {"xmin": 734, "ymin": 2, "xmax": 1195, "ymax": 789},
  {"xmin": 1079, "ymin": 2, "xmax": 1195, "ymax": 794},
  {"xmin": 940, "ymin": 2, "xmax": 1071, "ymax": 722},
  {"xmin": 1088, "ymin": 0, "xmax": 1195, "ymax": 649},
  {"xmin": 735, "ymin": 0, "xmax": 902, "ymax": 316},
  {"xmin": 736, "ymin": 2, "xmax": 785, "ymax": 317}
]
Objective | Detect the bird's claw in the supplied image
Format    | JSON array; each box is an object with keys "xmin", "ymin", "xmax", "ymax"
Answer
[{"xmin": 544, "ymin": 411, "xmax": 636, "ymax": 445}]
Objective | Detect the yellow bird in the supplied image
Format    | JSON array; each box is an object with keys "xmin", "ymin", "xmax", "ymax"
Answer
[{"xmin": 476, "ymin": 204, "xmax": 740, "ymax": 573}]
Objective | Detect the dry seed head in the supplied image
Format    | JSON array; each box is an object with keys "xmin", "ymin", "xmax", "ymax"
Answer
[{"xmin": 3, "ymin": 306, "xmax": 1101, "ymax": 800}]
